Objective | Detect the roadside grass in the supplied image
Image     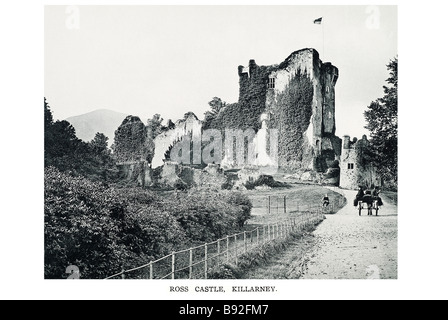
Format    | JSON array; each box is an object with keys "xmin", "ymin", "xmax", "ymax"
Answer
[
  {"xmin": 208, "ymin": 221, "xmax": 321, "ymax": 279},
  {"xmin": 207, "ymin": 183, "xmax": 346, "ymax": 279},
  {"xmin": 382, "ymin": 190, "xmax": 398, "ymax": 205},
  {"xmin": 243, "ymin": 183, "xmax": 346, "ymax": 216}
]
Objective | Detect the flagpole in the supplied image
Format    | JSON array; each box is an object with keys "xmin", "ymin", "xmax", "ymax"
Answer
[
  {"xmin": 314, "ymin": 16, "xmax": 325, "ymax": 62},
  {"xmin": 322, "ymin": 16, "xmax": 324, "ymax": 62}
]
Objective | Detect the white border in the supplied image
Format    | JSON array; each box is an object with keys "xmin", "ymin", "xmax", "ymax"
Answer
[{"xmin": 1, "ymin": 0, "xmax": 447, "ymax": 300}]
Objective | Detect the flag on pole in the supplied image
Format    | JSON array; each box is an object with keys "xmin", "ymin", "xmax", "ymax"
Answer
[{"xmin": 314, "ymin": 17, "xmax": 322, "ymax": 24}]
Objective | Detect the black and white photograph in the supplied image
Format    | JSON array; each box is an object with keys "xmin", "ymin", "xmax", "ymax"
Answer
[
  {"xmin": 2, "ymin": 0, "xmax": 448, "ymax": 302},
  {"xmin": 43, "ymin": 4, "xmax": 397, "ymax": 281}
]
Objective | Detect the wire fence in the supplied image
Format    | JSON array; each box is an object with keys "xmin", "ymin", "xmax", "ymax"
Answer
[
  {"xmin": 105, "ymin": 197, "xmax": 345, "ymax": 280},
  {"xmin": 265, "ymin": 195, "xmax": 345, "ymax": 215}
]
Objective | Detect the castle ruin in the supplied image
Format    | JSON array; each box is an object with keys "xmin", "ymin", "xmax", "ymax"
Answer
[
  {"xmin": 339, "ymin": 135, "xmax": 381, "ymax": 189},
  {"xmin": 234, "ymin": 48, "xmax": 341, "ymax": 172},
  {"xmin": 145, "ymin": 48, "xmax": 381, "ymax": 190}
]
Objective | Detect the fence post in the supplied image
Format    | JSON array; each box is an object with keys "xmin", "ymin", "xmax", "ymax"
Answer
[
  {"xmin": 226, "ymin": 236, "xmax": 229, "ymax": 263},
  {"xmin": 277, "ymin": 197, "xmax": 279, "ymax": 214},
  {"xmin": 268, "ymin": 196, "xmax": 271, "ymax": 214},
  {"xmin": 217, "ymin": 239, "xmax": 221, "ymax": 265},
  {"xmin": 234, "ymin": 234, "xmax": 238, "ymax": 264},
  {"xmin": 188, "ymin": 248, "xmax": 193, "ymax": 279},
  {"xmin": 257, "ymin": 227, "xmax": 260, "ymax": 245},
  {"xmin": 121, "ymin": 266, "xmax": 125, "ymax": 280},
  {"xmin": 171, "ymin": 252, "xmax": 175, "ymax": 280},
  {"xmin": 284, "ymin": 196, "xmax": 287, "ymax": 214},
  {"xmin": 149, "ymin": 261, "xmax": 153, "ymax": 280},
  {"xmin": 244, "ymin": 231, "xmax": 247, "ymax": 253},
  {"xmin": 204, "ymin": 244, "xmax": 208, "ymax": 279}
]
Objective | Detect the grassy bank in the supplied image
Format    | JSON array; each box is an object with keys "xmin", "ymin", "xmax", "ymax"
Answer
[
  {"xmin": 243, "ymin": 183, "xmax": 346, "ymax": 217},
  {"xmin": 208, "ymin": 220, "xmax": 322, "ymax": 279}
]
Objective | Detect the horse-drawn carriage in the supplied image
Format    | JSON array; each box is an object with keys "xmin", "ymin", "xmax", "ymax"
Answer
[
  {"xmin": 354, "ymin": 189, "xmax": 382, "ymax": 216},
  {"xmin": 357, "ymin": 198, "xmax": 380, "ymax": 216}
]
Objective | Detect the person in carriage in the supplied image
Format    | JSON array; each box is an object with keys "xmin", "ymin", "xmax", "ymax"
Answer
[
  {"xmin": 362, "ymin": 189, "xmax": 373, "ymax": 205},
  {"xmin": 372, "ymin": 186, "xmax": 383, "ymax": 206},
  {"xmin": 353, "ymin": 186, "xmax": 365, "ymax": 206}
]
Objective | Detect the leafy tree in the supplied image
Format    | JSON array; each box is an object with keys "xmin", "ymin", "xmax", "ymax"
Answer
[
  {"xmin": 203, "ymin": 97, "xmax": 226, "ymax": 129},
  {"xmin": 90, "ymin": 132, "xmax": 109, "ymax": 153},
  {"xmin": 147, "ymin": 113, "xmax": 164, "ymax": 139},
  {"xmin": 85, "ymin": 133, "xmax": 119, "ymax": 181},
  {"xmin": 364, "ymin": 57, "xmax": 398, "ymax": 188},
  {"xmin": 44, "ymin": 97, "xmax": 53, "ymax": 130},
  {"xmin": 147, "ymin": 114, "xmax": 176, "ymax": 139},
  {"xmin": 44, "ymin": 99, "xmax": 85, "ymax": 170},
  {"xmin": 44, "ymin": 99, "xmax": 119, "ymax": 182}
]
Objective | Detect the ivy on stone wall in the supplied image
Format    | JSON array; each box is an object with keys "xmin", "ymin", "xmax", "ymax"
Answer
[
  {"xmin": 270, "ymin": 71, "xmax": 314, "ymax": 169},
  {"xmin": 112, "ymin": 116, "xmax": 154, "ymax": 164},
  {"xmin": 208, "ymin": 64, "xmax": 276, "ymax": 132}
]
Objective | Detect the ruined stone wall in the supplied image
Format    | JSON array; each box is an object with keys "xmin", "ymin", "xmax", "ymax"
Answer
[
  {"xmin": 158, "ymin": 162, "xmax": 226, "ymax": 189},
  {"xmin": 151, "ymin": 115, "xmax": 202, "ymax": 168},
  {"xmin": 263, "ymin": 49, "xmax": 340, "ymax": 172},
  {"xmin": 117, "ymin": 161, "xmax": 152, "ymax": 187},
  {"xmin": 150, "ymin": 48, "xmax": 340, "ymax": 175}
]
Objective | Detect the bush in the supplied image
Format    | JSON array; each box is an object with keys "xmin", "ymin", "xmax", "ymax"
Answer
[
  {"xmin": 44, "ymin": 167, "xmax": 186, "ymax": 279},
  {"xmin": 45, "ymin": 167, "xmax": 127, "ymax": 279},
  {"xmin": 243, "ymin": 175, "xmax": 284, "ymax": 190},
  {"xmin": 162, "ymin": 190, "xmax": 253, "ymax": 242},
  {"xmin": 45, "ymin": 167, "xmax": 253, "ymax": 278}
]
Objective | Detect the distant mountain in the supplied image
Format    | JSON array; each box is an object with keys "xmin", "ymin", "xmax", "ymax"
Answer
[{"xmin": 66, "ymin": 109, "xmax": 129, "ymax": 146}]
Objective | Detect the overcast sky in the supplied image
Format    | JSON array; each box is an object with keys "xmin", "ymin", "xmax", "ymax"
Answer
[{"xmin": 44, "ymin": 5, "xmax": 397, "ymax": 139}]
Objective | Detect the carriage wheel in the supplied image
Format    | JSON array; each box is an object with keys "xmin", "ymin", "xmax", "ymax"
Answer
[{"xmin": 373, "ymin": 201, "xmax": 379, "ymax": 216}]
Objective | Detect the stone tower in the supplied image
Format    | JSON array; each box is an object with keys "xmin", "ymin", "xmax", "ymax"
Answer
[
  {"xmin": 238, "ymin": 48, "xmax": 341, "ymax": 172},
  {"xmin": 339, "ymin": 134, "xmax": 381, "ymax": 190}
]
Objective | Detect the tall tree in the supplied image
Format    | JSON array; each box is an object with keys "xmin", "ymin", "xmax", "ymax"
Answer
[
  {"xmin": 203, "ymin": 97, "xmax": 226, "ymax": 129},
  {"xmin": 90, "ymin": 132, "xmax": 109, "ymax": 154},
  {"xmin": 147, "ymin": 113, "xmax": 164, "ymax": 139},
  {"xmin": 364, "ymin": 57, "xmax": 398, "ymax": 188},
  {"xmin": 44, "ymin": 98, "xmax": 119, "ymax": 182},
  {"xmin": 44, "ymin": 98, "xmax": 83, "ymax": 167}
]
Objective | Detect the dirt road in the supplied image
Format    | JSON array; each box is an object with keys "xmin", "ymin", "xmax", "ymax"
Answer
[{"xmin": 300, "ymin": 188, "xmax": 398, "ymax": 279}]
